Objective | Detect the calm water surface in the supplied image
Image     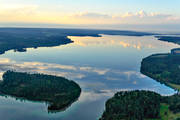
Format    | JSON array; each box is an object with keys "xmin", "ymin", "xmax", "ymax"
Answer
[{"xmin": 0, "ymin": 35, "xmax": 179, "ymax": 120}]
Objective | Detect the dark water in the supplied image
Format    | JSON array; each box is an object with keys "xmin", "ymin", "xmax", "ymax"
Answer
[{"xmin": 0, "ymin": 35, "xmax": 179, "ymax": 120}]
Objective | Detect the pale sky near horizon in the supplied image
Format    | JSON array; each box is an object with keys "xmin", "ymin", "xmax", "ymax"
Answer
[{"xmin": 0, "ymin": 0, "xmax": 180, "ymax": 30}]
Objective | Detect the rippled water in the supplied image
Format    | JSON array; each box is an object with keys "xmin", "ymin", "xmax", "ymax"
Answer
[{"xmin": 0, "ymin": 35, "xmax": 179, "ymax": 120}]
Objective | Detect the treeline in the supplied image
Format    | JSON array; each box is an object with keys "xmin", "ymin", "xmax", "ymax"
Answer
[
  {"xmin": 156, "ymin": 36, "xmax": 180, "ymax": 45},
  {"xmin": 100, "ymin": 90, "xmax": 161, "ymax": 120},
  {"xmin": 100, "ymin": 90, "xmax": 180, "ymax": 120},
  {"xmin": 0, "ymin": 71, "xmax": 81, "ymax": 111},
  {"xmin": 0, "ymin": 31, "xmax": 73, "ymax": 54}
]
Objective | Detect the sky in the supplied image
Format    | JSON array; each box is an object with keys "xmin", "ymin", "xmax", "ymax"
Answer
[{"xmin": 0, "ymin": 0, "xmax": 180, "ymax": 31}]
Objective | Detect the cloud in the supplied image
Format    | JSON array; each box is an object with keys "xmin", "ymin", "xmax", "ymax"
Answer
[
  {"xmin": 121, "ymin": 11, "xmax": 172, "ymax": 19},
  {"xmin": 78, "ymin": 90, "xmax": 113, "ymax": 102},
  {"xmin": 68, "ymin": 35, "xmax": 163, "ymax": 50},
  {"xmin": 120, "ymin": 11, "xmax": 148, "ymax": 18},
  {"xmin": 80, "ymin": 67, "xmax": 109, "ymax": 75},
  {"xmin": 112, "ymin": 11, "xmax": 179, "ymax": 24},
  {"xmin": 21, "ymin": 62, "xmax": 77, "ymax": 71},
  {"xmin": 67, "ymin": 11, "xmax": 180, "ymax": 24},
  {"xmin": 72, "ymin": 12, "xmax": 111, "ymax": 19},
  {"xmin": 0, "ymin": 6, "xmax": 179, "ymax": 25},
  {"xmin": 0, "ymin": 4, "xmax": 39, "ymax": 22},
  {"xmin": 0, "ymin": 4, "xmax": 38, "ymax": 15},
  {"xmin": 1, "ymin": 4, "xmax": 38, "ymax": 10}
]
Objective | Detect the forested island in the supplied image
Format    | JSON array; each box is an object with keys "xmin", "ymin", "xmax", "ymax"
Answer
[
  {"xmin": 155, "ymin": 36, "xmax": 180, "ymax": 45},
  {"xmin": 141, "ymin": 51, "xmax": 180, "ymax": 91},
  {"xmin": 100, "ymin": 90, "xmax": 180, "ymax": 120},
  {"xmin": 0, "ymin": 71, "xmax": 81, "ymax": 112}
]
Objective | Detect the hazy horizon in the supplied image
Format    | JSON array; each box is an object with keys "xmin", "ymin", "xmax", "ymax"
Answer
[{"xmin": 0, "ymin": 23, "xmax": 180, "ymax": 34}]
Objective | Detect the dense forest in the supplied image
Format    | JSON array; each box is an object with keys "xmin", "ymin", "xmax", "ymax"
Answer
[
  {"xmin": 0, "ymin": 71, "xmax": 81, "ymax": 112},
  {"xmin": 100, "ymin": 90, "xmax": 180, "ymax": 120},
  {"xmin": 141, "ymin": 53, "xmax": 180, "ymax": 90},
  {"xmin": 155, "ymin": 36, "xmax": 180, "ymax": 45}
]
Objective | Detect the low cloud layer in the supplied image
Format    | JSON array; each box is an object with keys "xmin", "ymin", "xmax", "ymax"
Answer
[
  {"xmin": 71, "ymin": 11, "xmax": 180, "ymax": 24},
  {"xmin": 0, "ymin": 3, "xmax": 179, "ymax": 25}
]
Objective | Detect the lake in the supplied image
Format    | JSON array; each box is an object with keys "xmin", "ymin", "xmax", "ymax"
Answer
[{"xmin": 0, "ymin": 35, "xmax": 179, "ymax": 120}]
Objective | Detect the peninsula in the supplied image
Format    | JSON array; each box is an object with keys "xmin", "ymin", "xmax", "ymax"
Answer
[
  {"xmin": 156, "ymin": 36, "xmax": 180, "ymax": 45},
  {"xmin": 100, "ymin": 90, "xmax": 180, "ymax": 120},
  {"xmin": 141, "ymin": 50, "xmax": 180, "ymax": 91}
]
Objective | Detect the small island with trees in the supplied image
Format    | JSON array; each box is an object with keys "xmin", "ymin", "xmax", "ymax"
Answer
[
  {"xmin": 100, "ymin": 90, "xmax": 180, "ymax": 120},
  {"xmin": 0, "ymin": 71, "xmax": 81, "ymax": 112}
]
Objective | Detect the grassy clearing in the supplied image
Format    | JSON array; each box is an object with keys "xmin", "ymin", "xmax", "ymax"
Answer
[
  {"xmin": 168, "ymin": 83, "xmax": 180, "ymax": 91},
  {"xmin": 160, "ymin": 104, "xmax": 170, "ymax": 120},
  {"xmin": 160, "ymin": 104, "xmax": 180, "ymax": 120},
  {"xmin": 146, "ymin": 104, "xmax": 180, "ymax": 120}
]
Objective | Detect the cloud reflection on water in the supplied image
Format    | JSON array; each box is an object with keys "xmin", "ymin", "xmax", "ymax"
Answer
[
  {"xmin": 0, "ymin": 58, "xmax": 140, "ymax": 83},
  {"xmin": 68, "ymin": 35, "xmax": 179, "ymax": 50},
  {"xmin": 0, "ymin": 34, "xmax": 179, "ymax": 120},
  {"xmin": 0, "ymin": 35, "xmax": 178, "ymax": 96},
  {"xmin": 0, "ymin": 57, "xmax": 175, "ymax": 96}
]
